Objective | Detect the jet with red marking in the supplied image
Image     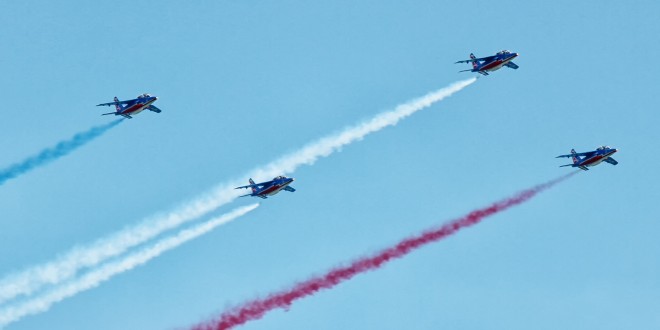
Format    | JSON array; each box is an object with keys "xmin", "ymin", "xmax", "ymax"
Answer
[
  {"xmin": 556, "ymin": 146, "xmax": 619, "ymax": 171},
  {"xmin": 455, "ymin": 50, "xmax": 520, "ymax": 76},
  {"xmin": 235, "ymin": 176, "xmax": 296, "ymax": 199},
  {"xmin": 96, "ymin": 93, "xmax": 161, "ymax": 119}
]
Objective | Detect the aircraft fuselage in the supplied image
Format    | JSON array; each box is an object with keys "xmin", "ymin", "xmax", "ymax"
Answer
[
  {"xmin": 578, "ymin": 149, "xmax": 618, "ymax": 167},
  {"xmin": 120, "ymin": 97, "xmax": 158, "ymax": 116},
  {"xmin": 479, "ymin": 53, "xmax": 519, "ymax": 73},
  {"xmin": 257, "ymin": 178, "xmax": 295, "ymax": 197}
]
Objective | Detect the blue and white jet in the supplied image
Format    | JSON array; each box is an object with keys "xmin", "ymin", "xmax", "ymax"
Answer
[
  {"xmin": 235, "ymin": 176, "xmax": 296, "ymax": 199},
  {"xmin": 97, "ymin": 93, "xmax": 161, "ymax": 119},
  {"xmin": 556, "ymin": 146, "xmax": 619, "ymax": 171},
  {"xmin": 455, "ymin": 50, "xmax": 520, "ymax": 76}
]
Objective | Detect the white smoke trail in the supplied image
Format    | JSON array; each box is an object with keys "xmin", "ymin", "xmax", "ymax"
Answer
[
  {"xmin": 0, "ymin": 78, "xmax": 476, "ymax": 306},
  {"xmin": 0, "ymin": 204, "xmax": 259, "ymax": 328},
  {"xmin": 251, "ymin": 77, "xmax": 477, "ymax": 179}
]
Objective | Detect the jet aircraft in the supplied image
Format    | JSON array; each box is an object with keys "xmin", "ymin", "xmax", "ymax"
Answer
[
  {"xmin": 455, "ymin": 50, "xmax": 520, "ymax": 76},
  {"xmin": 556, "ymin": 146, "xmax": 619, "ymax": 171},
  {"xmin": 235, "ymin": 176, "xmax": 296, "ymax": 199},
  {"xmin": 97, "ymin": 94, "xmax": 161, "ymax": 119}
]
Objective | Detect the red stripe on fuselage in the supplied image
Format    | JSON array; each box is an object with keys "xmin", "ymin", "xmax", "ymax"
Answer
[
  {"xmin": 258, "ymin": 184, "xmax": 284, "ymax": 196},
  {"xmin": 581, "ymin": 155, "xmax": 604, "ymax": 165},
  {"xmin": 121, "ymin": 103, "xmax": 146, "ymax": 115},
  {"xmin": 480, "ymin": 60, "xmax": 504, "ymax": 71}
]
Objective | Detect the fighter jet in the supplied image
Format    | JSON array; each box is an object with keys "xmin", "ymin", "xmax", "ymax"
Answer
[
  {"xmin": 556, "ymin": 146, "xmax": 619, "ymax": 171},
  {"xmin": 97, "ymin": 93, "xmax": 161, "ymax": 119},
  {"xmin": 235, "ymin": 176, "xmax": 296, "ymax": 199},
  {"xmin": 455, "ymin": 50, "xmax": 520, "ymax": 76}
]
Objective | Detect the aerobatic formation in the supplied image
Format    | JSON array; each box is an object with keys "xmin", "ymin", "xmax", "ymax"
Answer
[{"xmin": 1, "ymin": 49, "xmax": 619, "ymax": 329}]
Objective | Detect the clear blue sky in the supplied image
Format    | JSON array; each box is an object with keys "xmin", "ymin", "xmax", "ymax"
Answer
[{"xmin": 1, "ymin": 1, "xmax": 659, "ymax": 329}]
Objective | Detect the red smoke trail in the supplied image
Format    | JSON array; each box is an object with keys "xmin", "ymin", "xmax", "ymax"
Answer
[{"xmin": 191, "ymin": 172, "xmax": 577, "ymax": 330}]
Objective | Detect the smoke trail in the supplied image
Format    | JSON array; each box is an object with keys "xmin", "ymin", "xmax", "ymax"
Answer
[
  {"xmin": 191, "ymin": 172, "xmax": 576, "ymax": 330},
  {"xmin": 0, "ymin": 120, "xmax": 122, "ymax": 186},
  {"xmin": 0, "ymin": 78, "xmax": 476, "ymax": 306},
  {"xmin": 0, "ymin": 204, "xmax": 259, "ymax": 328}
]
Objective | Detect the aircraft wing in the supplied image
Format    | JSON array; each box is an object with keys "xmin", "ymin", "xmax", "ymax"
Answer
[
  {"xmin": 556, "ymin": 151, "xmax": 595, "ymax": 158},
  {"xmin": 603, "ymin": 157, "xmax": 618, "ymax": 165},
  {"xmin": 96, "ymin": 100, "xmax": 133, "ymax": 107},
  {"xmin": 455, "ymin": 55, "xmax": 495, "ymax": 64},
  {"xmin": 504, "ymin": 62, "xmax": 519, "ymax": 69},
  {"xmin": 148, "ymin": 105, "xmax": 162, "ymax": 113},
  {"xmin": 283, "ymin": 186, "xmax": 296, "ymax": 192},
  {"xmin": 234, "ymin": 181, "xmax": 270, "ymax": 190}
]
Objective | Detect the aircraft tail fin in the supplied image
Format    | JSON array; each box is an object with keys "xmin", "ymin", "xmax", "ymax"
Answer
[
  {"xmin": 570, "ymin": 149, "xmax": 580, "ymax": 164},
  {"xmin": 469, "ymin": 53, "xmax": 478, "ymax": 69},
  {"xmin": 113, "ymin": 97, "xmax": 121, "ymax": 113},
  {"xmin": 248, "ymin": 178, "xmax": 257, "ymax": 194}
]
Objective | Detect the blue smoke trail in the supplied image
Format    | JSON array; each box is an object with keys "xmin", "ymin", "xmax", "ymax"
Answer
[{"xmin": 0, "ymin": 120, "xmax": 123, "ymax": 186}]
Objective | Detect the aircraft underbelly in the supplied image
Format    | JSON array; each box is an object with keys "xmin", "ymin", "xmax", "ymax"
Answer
[
  {"xmin": 130, "ymin": 108, "xmax": 146, "ymax": 115},
  {"xmin": 265, "ymin": 182, "xmax": 294, "ymax": 196},
  {"xmin": 123, "ymin": 103, "xmax": 147, "ymax": 115},
  {"xmin": 262, "ymin": 185, "xmax": 285, "ymax": 196},
  {"xmin": 583, "ymin": 156, "xmax": 604, "ymax": 166},
  {"xmin": 482, "ymin": 60, "xmax": 504, "ymax": 71}
]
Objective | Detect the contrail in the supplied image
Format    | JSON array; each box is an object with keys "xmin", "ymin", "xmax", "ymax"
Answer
[
  {"xmin": 0, "ymin": 204, "xmax": 259, "ymax": 328},
  {"xmin": 190, "ymin": 172, "xmax": 577, "ymax": 330},
  {"xmin": 0, "ymin": 119, "xmax": 123, "ymax": 186},
  {"xmin": 0, "ymin": 78, "xmax": 476, "ymax": 306}
]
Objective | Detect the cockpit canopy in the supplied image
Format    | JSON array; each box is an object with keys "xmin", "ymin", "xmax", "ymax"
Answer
[
  {"xmin": 497, "ymin": 50, "xmax": 511, "ymax": 55},
  {"xmin": 138, "ymin": 93, "xmax": 152, "ymax": 98},
  {"xmin": 596, "ymin": 145, "xmax": 611, "ymax": 150},
  {"xmin": 274, "ymin": 175, "xmax": 286, "ymax": 180}
]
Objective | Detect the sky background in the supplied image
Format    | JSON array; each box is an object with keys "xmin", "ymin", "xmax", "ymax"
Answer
[{"xmin": 1, "ymin": 1, "xmax": 659, "ymax": 329}]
